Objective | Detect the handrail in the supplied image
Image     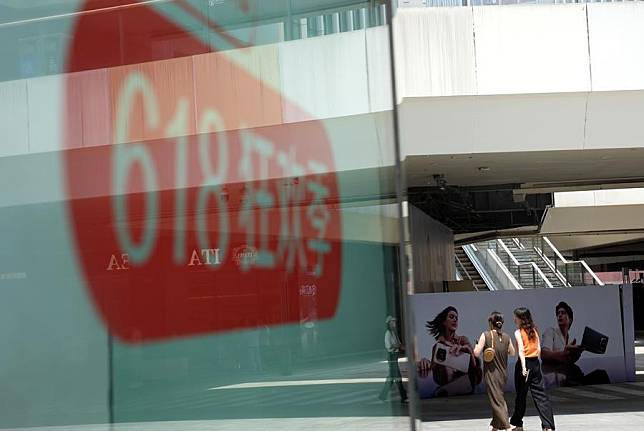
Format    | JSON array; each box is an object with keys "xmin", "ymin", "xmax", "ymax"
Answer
[
  {"xmin": 411, "ymin": 0, "xmax": 628, "ymax": 9},
  {"xmin": 529, "ymin": 238, "xmax": 570, "ymax": 287},
  {"xmin": 581, "ymin": 260, "xmax": 604, "ymax": 286},
  {"xmin": 454, "ymin": 254, "xmax": 473, "ymax": 280},
  {"xmin": 463, "ymin": 244, "xmax": 496, "ymax": 291},
  {"xmin": 487, "ymin": 248, "xmax": 522, "ymax": 290},
  {"xmin": 533, "ymin": 264, "xmax": 555, "ymax": 289},
  {"xmin": 497, "ymin": 239, "xmax": 521, "ymax": 266},
  {"xmin": 511, "ymin": 238, "xmax": 524, "ymax": 250},
  {"xmin": 518, "ymin": 236, "xmax": 605, "ymax": 287},
  {"xmin": 543, "ymin": 237, "xmax": 566, "ymax": 264},
  {"xmin": 496, "ymin": 239, "xmax": 554, "ymax": 288},
  {"xmin": 541, "ymin": 237, "xmax": 605, "ymax": 286}
]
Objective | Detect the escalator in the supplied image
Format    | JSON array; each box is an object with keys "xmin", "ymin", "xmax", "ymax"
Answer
[
  {"xmin": 454, "ymin": 246, "xmax": 489, "ymax": 291},
  {"xmin": 455, "ymin": 236, "xmax": 604, "ymax": 290}
]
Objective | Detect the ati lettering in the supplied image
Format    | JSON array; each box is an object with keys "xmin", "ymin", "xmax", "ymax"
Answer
[
  {"xmin": 107, "ymin": 248, "xmax": 221, "ymax": 270},
  {"xmin": 188, "ymin": 248, "xmax": 221, "ymax": 266}
]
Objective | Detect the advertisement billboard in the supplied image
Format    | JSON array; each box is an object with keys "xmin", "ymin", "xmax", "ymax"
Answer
[{"xmin": 411, "ymin": 285, "xmax": 635, "ymax": 399}]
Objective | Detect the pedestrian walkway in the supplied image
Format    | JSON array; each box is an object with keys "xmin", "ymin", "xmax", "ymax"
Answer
[
  {"xmin": 120, "ymin": 378, "xmax": 644, "ymax": 415},
  {"xmin": 417, "ymin": 332, "xmax": 644, "ymax": 429},
  {"xmin": 0, "ymin": 417, "xmax": 412, "ymax": 431},
  {"xmin": 419, "ymin": 379, "xmax": 644, "ymax": 422},
  {"xmin": 19, "ymin": 341, "xmax": 643, "ymax": 429},
  {"xmin": 423, "ymin": 411, "xmax": 644, "ymax": 431},
  {"xmin": 4, "ymin": 411, "xmax": 644, "ymax": 431},
  {"xmin": 111, "ymin": 344, "xmax": 644, "ymax": 422}
]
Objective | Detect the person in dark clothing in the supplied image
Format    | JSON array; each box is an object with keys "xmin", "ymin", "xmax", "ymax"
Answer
[{"xmin": 510, "ymin": 307, "xmax": 555, "ymax": 431}]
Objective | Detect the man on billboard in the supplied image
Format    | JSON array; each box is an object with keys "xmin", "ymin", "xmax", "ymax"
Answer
[{"xmin": 541, "ymin": 301, "xmax": 609, "ymax": 387}]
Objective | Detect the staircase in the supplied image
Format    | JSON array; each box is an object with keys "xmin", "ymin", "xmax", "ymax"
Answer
[
  {"xmin": 500, "ymin": 239, "xmax": 566, "ymax": 288},
  {"xmin": 455, "ymin": 236, "xmax": 602, "ymax": 290},
  {"xmin": 455, "ymin": 246, "xmax": 489, "ymax": 291}
]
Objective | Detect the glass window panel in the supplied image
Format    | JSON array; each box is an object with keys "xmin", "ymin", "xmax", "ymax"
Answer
[{"xmin": 0, "ymin": 1, "xmax": 408, "ymax": 430}]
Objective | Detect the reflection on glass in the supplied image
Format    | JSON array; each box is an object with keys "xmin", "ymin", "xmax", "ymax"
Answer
[{"xmin": 0, "ymin": 1, "xmax": 407, "ymax": 430}]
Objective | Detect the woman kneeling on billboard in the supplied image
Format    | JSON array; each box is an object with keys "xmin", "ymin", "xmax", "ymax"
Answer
[{"xmin": 474, "ymin": 311, "xmax": 515, "ymax": 431}]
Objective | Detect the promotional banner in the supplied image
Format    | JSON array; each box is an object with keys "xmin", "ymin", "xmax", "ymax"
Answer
[
  {"xmin": 63, "ymin": 1, "xmax": 343, "ymax": 343},
  {"xmin": 411, "ymin": 285, "xmax": 635, "ymax": 399}
]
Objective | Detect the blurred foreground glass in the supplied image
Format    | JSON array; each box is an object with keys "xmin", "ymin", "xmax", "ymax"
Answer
[{"xmin": 0, "ymin": 1, "xmax": 409, "ymax": 430}]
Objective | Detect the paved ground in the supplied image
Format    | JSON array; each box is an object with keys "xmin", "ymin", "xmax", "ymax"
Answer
[
  {"xmin": 419, "ymin": 341, "xmax": 644, "ymax": 430},
  {"xmin": 4, "ymin": 411, "xmax": 644, "ymax": 431},
  {"xmin": 104, "ymin": 346, "xmax": 644, "ymax": 430},
  {"xmin": 419, "ymin": 379, "xmax": 644, "ymax": 424},
  {"xmin": 422, "ymin": 411, "xmax": 644, "ymax": 431},
  {"xmin": 6, "ymin": 342, "xmax": 642, "ymax": 430}
]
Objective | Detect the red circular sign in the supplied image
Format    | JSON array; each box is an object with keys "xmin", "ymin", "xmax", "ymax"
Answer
[{"xmin": 64, "ymin": 0, "xmax": 342, "ymax": 343}]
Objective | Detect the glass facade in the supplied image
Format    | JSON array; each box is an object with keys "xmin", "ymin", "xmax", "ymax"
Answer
[{"xmin": 0, "ymin": 1, "xmax": 410, "ymax": 429}]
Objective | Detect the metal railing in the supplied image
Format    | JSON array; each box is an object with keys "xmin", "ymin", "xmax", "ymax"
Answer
[
  {"xmin": 399, "ymin": 0, "xmax": 639, "ymax": 8},
  {"xmin": 522, "ymin": 236, "xmax": 605, "ymax": 286},
  {"xmin": 455, "ymin": 254, "xmax": 473, "ymax": 280},
  {"xmin": 472, "ymin": 244, "xmax": 521, "ymax": 290},
  {"xmin": 463, "ymin": 244, "xmax": 521, "ymax": 290},
  {"xmin": 462, "ymin": 235, "xmax": 604, "ymax": 289},
  {"xmin": 492, "ymin": 239, "xmax": 554, "ymax": 288},
  {"xmin": 291, "ymin": 2, "xmax": 387, "ymax": 41}
]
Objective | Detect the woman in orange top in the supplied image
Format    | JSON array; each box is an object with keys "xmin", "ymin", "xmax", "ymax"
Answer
[{"xmin": 510, "ymin": 307, "xmax": 555, "ymax": 431}]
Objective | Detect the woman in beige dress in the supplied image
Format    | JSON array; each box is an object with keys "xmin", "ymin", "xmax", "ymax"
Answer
[{"xmin": 474, "ymin": 311, "xmax": 516, "ymax": 431}]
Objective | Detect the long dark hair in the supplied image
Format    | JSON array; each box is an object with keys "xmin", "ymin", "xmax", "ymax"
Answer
[
  {"xmin": 426, "ymin": 306, "xmax": 457, "ymax": 340},
  {"xmin": 514, "ymin": 307, "xmax": 537, "ymax": 340},
  {"xmin": 488, "ymin": 311, "xmax": 504, "ymax": 332}
]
